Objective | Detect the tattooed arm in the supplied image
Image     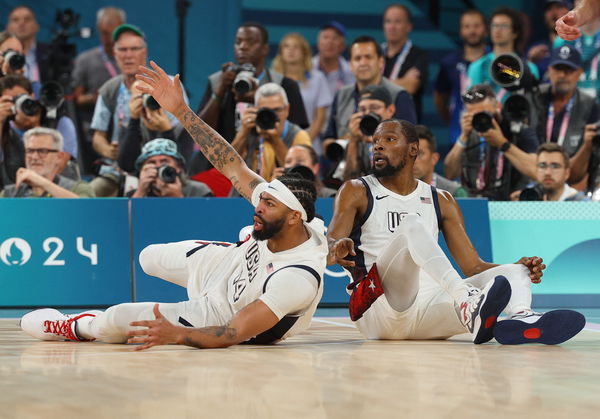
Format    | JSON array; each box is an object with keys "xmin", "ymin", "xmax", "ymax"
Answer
[
  {"xmin": 136, "ymin": 61, "xmax": 263, "ymax": 201},
  {"xmin": 128, "ymin": 300, "xmax": 280, "ymax": 350}
]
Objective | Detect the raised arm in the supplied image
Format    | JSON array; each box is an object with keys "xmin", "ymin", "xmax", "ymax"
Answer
[{"xmin": 136, "ymin": 61, "xmax": 263, "ymax": 201}]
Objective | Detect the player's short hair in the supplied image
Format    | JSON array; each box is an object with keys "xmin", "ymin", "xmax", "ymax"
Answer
[
  {"xmin": 278, "ymin": 173, "xmax": 317, "ymax": 222},
  {"xmin": 379, "ymin": 118, "xmax": 419, "ymax": 143}
]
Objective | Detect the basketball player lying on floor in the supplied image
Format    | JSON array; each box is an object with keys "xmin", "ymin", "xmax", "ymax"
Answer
[
  {"xmin": 327, "ymin": 118, "xmax": 585, "ymax": 345},
  {"xmin": 21, "ymin": 61, "xmax": 328, "ymax": 350}
]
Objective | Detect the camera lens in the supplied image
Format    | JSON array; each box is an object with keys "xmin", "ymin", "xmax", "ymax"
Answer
[
  {"xmin": 519, "ymin": 184, "xmax": 544, "ymax": 201},
  {"xmin": 3, "ymin": 50, "xmax": 25, "ymax": 71},
  {"xmin": 491, "ymin": 53, "xmax": 523, "ymax": 87},
  {"xmin": 39, "ymin": 82, "xmax": 64, "ymax": 108},
  {"xmin": 472, "ymin": 111, "xmax": 493, "ymax": 133},
  {"xmin": 325, "ymin": 140, "xmax": 347, "ymax": 162},
  {"xmin": 255, "ymin": 107, "xmax": 278, "ymax": 130},
  {"xmin": 14, "ymin": 95, "xmax": 41, "ymax": 117},
  {"xmin": 142, "ymin": 94, "xmax": 161, "ymax": 111},
  {"xmin": 504, "ymin": 94, "xmax": 529, "ymax": 122},
  {"xmin": 158, "ymin": 164, "xmax": 178, "ymax": 184},
  {"xmin": 359, "ymin": 112, "xmax": 382, "ymax": 136},
  {"xmin": 233, "ymin": 71, "xmax": 255, "ymax": 95}
]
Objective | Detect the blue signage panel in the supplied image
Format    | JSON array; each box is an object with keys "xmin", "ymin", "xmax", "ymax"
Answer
[{"xmin": 0, "ymin": 199, "xmax": 131, "ymax": 306}]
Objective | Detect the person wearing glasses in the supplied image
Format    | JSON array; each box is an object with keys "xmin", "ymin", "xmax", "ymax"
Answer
[
  {"xmin": 231, "ymin": 83, "xmax": 311, "ymax": 182},
  {"xmin": 443, "ymin": 84, "xmax": 539, "ymax": 201},
  {"xmin": 532, "ymin": 143, "xmax": 586, "ymax": 201},
  {"xmin": 1, "ymin": 127, "xmax": 94, "ymax": 197},
  {"xmin": 467, "ymin": 7, "xmax": 540, "ymax": 98}
]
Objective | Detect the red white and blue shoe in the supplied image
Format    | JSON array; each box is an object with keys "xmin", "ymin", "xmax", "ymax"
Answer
[
  {"xmin": 494, "ymin": 310, "xmax": 586, "ymax": 345},
  {"xmin": 458, "ymin": 275, "xmax": 512, "ymax": 344},
  {"xmin": 20, "ymin": 308, "xmax": 101, "ymax": 341}
]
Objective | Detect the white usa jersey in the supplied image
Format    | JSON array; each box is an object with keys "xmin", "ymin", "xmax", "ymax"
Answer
[{"xmin": 348, "ymin": 176, "xmax": 442, "ymax": 281}]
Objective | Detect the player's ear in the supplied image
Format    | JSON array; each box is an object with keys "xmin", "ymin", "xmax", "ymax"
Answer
[{"xmin": 288, "ymin": 210, "xmax": 302, "ymax": 225}]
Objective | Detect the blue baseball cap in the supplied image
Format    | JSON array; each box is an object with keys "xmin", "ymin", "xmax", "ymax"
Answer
[
  {"xmin": 135, "ymin": 138, "xmax": 185, "ymax": 170},
  {"xmin": 321, "ymin": 21, "xmax": 346, "ymax": 38},
  {"xmin": 549, "ymin": 45, "xmax": 582, "ymax": 70}
]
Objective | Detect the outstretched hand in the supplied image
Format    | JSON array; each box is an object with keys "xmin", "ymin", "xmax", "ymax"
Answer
[
  {"xmin": 515, "ymin": 256, "xmax": 545, "ymax": 284},
  {"xmin": 136, "ymin": 61, "xmax": 186, "ymax": 115},
  {"xmin": 328, "ymin": 238, "xmax": 356, "ymax": 267},
  {"xmin": 127, "ymin": 304, "xmax": 182, "ymax": 351},
  {"xmin": 556, "ymin": 11, "xmax": 584, "ymax": 40}
]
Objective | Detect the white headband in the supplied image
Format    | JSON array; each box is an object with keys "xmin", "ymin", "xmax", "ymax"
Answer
[{"xmin": 251, "ymin": 179, "xmax": 308, "ymax": 221}]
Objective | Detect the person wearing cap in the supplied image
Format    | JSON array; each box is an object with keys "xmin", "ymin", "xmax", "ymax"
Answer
[
  {"xmin": 1, "ymin": 127, "xmax": 94, "ymax": 198},
  {"xmin": 527, "ymin": 1, "xmax": 572, "ymax": 79},
  {"xmin": 72, "ymin": 7, "xmax": 125, "ymax": 153},
  {"xmin": 339, "ymin": 85, "xmax": 397, "ymax": 182},
  {"xmin": 20, "ymin": 60, "xmax": 329, "ymax": 351},
  {"xmin": 381, "ymin": 4, "xmax": 429, "ymax": 122},
  {"xmin": 196, "ymin": 22, "xmax": 308, "ymax": 151},
  {"xmin": 322, "ymin": 35, "xmax": 416, "ymax": 159},
  {"xmin": 467, "ymin": 7, "xmax": 540, "ymax": 99},
  {"xmin": 312, "ymin": 21, "xmax": 355, "ymax": 98},
  {"xmin": 128, "ymin": 138, "xmax": 212, "ymax": 198},
  {"xmin": 443, "ymin": 83, "xmax": 540, "ymax": 200}
]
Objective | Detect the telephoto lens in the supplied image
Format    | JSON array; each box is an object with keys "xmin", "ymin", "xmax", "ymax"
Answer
[
  {"xmin": 142, "ymin": 94, "xmax": 161, "ymax": 110},
  {"xmin": 157, "ymin": 165, "xmax": 178, "ymax": 183},
  {"xmin": 39, "ymin": 82, "xmax": 65, "ymax": 108},
  {"xmin": 359, "ymin": 112, "xmax": 382, "ymax": 136},
  {"xmin": 255, "ymin": 107, "xmax": 278, "ymax": 130},
  {"xmin": 471, "ymin": 111, "xmax": 494, "ymax": 133}
]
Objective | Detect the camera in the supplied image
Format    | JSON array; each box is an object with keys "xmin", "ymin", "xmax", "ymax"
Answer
[
  {"xmin": 490, "ymin": 53, "xmax": 536, "ymax": 91},
  {"xmin": 471, "ymin": 111, "xmax": 494, "ymax": 133},
  {"xmin": 255, "ymin": 107, "xmax": 278, "ymax": 130},
  {"xmin": 142, "ymin": 94, "xmax": 161, "ymax": 111},
  {"xmin": 2, "ymin": 49, "xmax": 25, "ymax": 71},
  {"xmin": 228, "ymin": 63, "xmax": 257, "ymax": 95},
  {"xmin": 503, "ymin": 94, "xmax": 529, "ymax": 123},
  {"xmin": 325, "ymin": 139, "xmax": 348, "ymax": 162},
  {"xmin": 519, "ymin": 183, "xmax": 545, "ymax": 201},
  {"xmin": 157, "ymin": 164, "xmax": 178, "ymax": 184},
  {"xmin": 13, "ymin": 95, "xmax": 41, "ymax": 117},
  {"xmin": 359, "ymin": 112, "xmax": 381, "ymax": 136},
  {"xmin": 39, "ymin": 81, "xmax": 65, "ymax": 109}
]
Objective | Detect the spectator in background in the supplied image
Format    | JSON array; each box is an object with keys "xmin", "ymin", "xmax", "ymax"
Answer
[
  {"xmin": 1, "ymin": 127, "xmax": 93, "ymax": 198},
  {"xmin": 72, "ymin": 7, "xmax": 125, "ymax": 149},
  {"xmin": 129, "ymin": 138, "xmax": 212, "ymax": 198},
  {"xmin": 312, "ymin": 21, "xmax": 355, "ymax": 99},
  {"xmin": 468, "ymin": 7, "xmax": 540, "ymax": 100},
  {"xmin": 272, "ymin": 33, "xmax": 333, "ymax": 143},
  {"xmin": 322, "ymin": 35, "xmax": 416, "ymax": 149},
  {"xmin": 527, "ymin": 1, "xmax": 571, "ymax": 79},
  {"xmin": 443, "ymin": 84, "xmax": 539, "ymax": 201},
  {"xmin": 0, "ymin": 31, "xmax": 25, "ymax": 77},
  {"xmin": 272, "ymin": 144, "xmax": 337, "ymax": 198},
  {"xmin": 0, "ymin": 75, "xmax": 78, "ymax": 187},
  {"xmin": 381, "ymin": 4, "xmax": 429, "ymax": 122},
  {"xmin": 5, "ymin": 6, "xmax": 51, "ymax": 94},
  {"xmin": 197, "ymin": 22, "xmax": 308, "ymax": 148},
  {"xmin": 413, "ymin": 125, "xmax": 467, "ymax": 197},
  {"xmin": 434, "ymin": 9, "xmax": 488, "ymax": 144},
  {"xmin": 231, "ymin": 83, "xmax": 311, "ymax": 182}
]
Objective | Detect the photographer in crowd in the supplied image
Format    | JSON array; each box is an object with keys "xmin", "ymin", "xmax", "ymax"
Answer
[
  {"xmin": 197, "ymin": 22, "xmax": 308, "ymax": 147},
  {"xmin": 0, "ymin": 31, "xmax": 26, "ymax": 78},
  {"xmin": 231, "ymin": 83, "xmax": 311, "ymax": 182},
  {"xmin": 444, "ymin": 84, "xmax": 539, "ymax": 200},
  {"xmin": 0, "ymin": 75, "xmax": 78, "ymax": 188},
  {"xmin": 128, "ymin": 138, "xmax": 212, "ymax": 198},
  {"xmin": 1, "ymin": 127, "xmax": 93, "ymax": 198}
]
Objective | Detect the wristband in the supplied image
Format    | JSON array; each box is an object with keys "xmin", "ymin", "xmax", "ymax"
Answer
[{"xmin": 500, "ymin": 141, "xmax": 511, "ymax": 152}]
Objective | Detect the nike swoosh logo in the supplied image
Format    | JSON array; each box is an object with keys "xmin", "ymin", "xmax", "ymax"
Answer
[{"xmin": 375, "ymin": 195, "xmax": 389, "ymax": 200}]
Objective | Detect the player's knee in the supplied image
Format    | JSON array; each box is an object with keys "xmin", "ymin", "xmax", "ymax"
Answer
[
  {"xmin": 398, "ymin": 213, "xmax": 425, "ymax": 235},
  {"xmin": 139, "ymin": 244, "xmax": 161, "ymax": 276}
]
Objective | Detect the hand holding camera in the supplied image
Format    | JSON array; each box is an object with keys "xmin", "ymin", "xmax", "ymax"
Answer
[
  {"xmin": 0, "ymin": 95, "xmax": 14, "ymax": 125},
  {"xmin": 143, "ymin": 108, "xmax": 172, "ymax": 132}
]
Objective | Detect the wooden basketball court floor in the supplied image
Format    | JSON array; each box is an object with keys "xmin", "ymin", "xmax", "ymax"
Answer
[{"xmin": 2, "ymin": 309, "xmax": 600, "ymax": 419}]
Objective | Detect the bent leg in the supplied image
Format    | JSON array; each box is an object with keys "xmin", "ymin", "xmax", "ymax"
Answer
[{"xmin": 139, "ymin": 241, "xmax": 202, "ymax": 288}]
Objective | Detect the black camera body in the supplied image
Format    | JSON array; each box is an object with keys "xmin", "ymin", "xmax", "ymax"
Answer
[
  {"xmin": 519, "ymin": 184, "xmax": 545, "ymax": 201},
  {"xmin": 12, "ymin": 95, "xmax": 41, "ymax": 117},
  {"xmin": 157, "ymin": 164, "xmax": 178, "ymax": 184},
  {"xmin": 142, "ymin": 94, "xmax": 161, "ymax": 111},
  {"xmin": 228, "ymin": 63, "xmax": 257, "ymax": 95},
  {"xmin": 255, "ymin": 107, "xmax": 278, "ymax": 130},
  {"xmin": 2, "ymin": 49, "xmax": 25, "ymax": 71},
  {"xmin": 472, "ymin": 111, "xmax": 494, "ymax": 133},
  {"xmin": 359, "ymin": 112, "xmax": 381, "ymax": 136}
]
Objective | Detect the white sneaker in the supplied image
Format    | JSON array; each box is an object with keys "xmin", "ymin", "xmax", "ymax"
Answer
[
  {"xmin": 457, "ymin": 275, "xmax": 512, "ymax": 344},
  {"xmin": 20, "ymin": 309, "xmax": 101, "ymax": 341}
]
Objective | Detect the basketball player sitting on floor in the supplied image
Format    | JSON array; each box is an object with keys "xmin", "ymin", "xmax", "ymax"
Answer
[
  {"xmin": 327, "ymin": 118, "xmax": 585, "ymax": 345},
  {"xmin": 21, "ymin": 61, "xmax": 328, "ymax": 350}
]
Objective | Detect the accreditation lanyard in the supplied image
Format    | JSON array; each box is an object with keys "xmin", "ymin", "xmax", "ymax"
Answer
[
  {"xmin": 475, "ymin": 137, "xmax": 504, "ymax": 191},
  {"xmin": 546, "ymin": 96, "xmax": 574, "ymax": 146},
  {"xmin": 383, "ymin": 40, "xmax": 412, "ymax": 80},
  {"xmin": 257, "ymin": 121, "xmax": 289, "ymax": 173},
  {"xmin": 99, "ymin": 46, "xmax": 118, "ymax": 78}
]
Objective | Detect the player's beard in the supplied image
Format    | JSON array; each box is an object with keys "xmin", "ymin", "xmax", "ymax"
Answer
[
  {"xmin": 252, "ymin": 214, "xmax": 286, "ymax": 241},
  {"xmin": 372, "ymin": 155, "xmax": 406, "ymax": 178}
]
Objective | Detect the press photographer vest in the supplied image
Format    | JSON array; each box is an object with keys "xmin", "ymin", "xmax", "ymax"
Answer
[
  {"xmin": 333, "ymin": 77, "xmax": 405, "ymax": 139},
  {"xmin": 537, "ymin": 84, "xmax": 596, "ymax": 156}
]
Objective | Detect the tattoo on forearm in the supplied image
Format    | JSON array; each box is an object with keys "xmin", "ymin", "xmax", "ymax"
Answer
[
  {"xmin": 182, "ymin": 325, "xmax": 238, "ymax": 349},
  {"xmin": 177, "ymin": 108, "xmax": 243, "ymax": 172}
]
